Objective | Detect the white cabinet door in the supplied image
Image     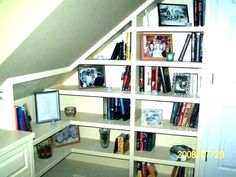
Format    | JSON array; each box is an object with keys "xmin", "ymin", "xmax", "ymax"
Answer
[{"xmin": 202, "ymin": 0, "xmax": 236, "ymax": 176}]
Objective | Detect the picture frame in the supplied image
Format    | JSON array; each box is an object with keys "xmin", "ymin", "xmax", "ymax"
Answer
[
  {"xmin": 53, "ymin": 125, "xmax": 80, "ymax": 147},
  {"xmin": 34, "ymin": 90, "xmax": 61, "ymax": 124},
  {"xmin": 78, "ymin": 65, "xmax": 105, "ymax": 88},
  {"xmin": 140, "ymin": 33, "xmax": 173, "ymax": 61},
  {"xmin": 141, "ymin": 108, "xmax": 163, "ymax": 127},
  {"xmin": 172, "ymin": 73, "xmax": 191, "ymax": 97},
  {"xmin": 157, "ymin": 3, "xmax": 189, "ymax": 26}
]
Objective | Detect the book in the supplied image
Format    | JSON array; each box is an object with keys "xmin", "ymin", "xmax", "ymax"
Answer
[
  {"xmin": 178, "ymin": 33, "xmax": 192, "ymax": 61},
  {"xmin": 170, "ymin": 102, "xmax": 180, "ymax": 124},
  {"xmin": 122, "ymin": 65, "xmax": 131, "ymax": 91},
  {"xmin": 159, "ymin": 67, "xmax": 171, "ymax": 93},
  {"xmin": 144, "ymin": 66, "xmax": 152, "ymax": 92},
  {"xmin": 119, "ymin": 98, "xmax": 130, "ymax": 121},
  {"xmin": 117, "ymin": 133, "xmax": 129, "ymax": 154},
  {"xmin": 139, "ymin": 66, "xmax": 145, "ymax": 92},
  {"xmin": 136, "ymin": 162, "xmax": 142, "ymax": 177},
  {"xmin": 125, "ymin": 32, "xmax": 131, "ymax": 60},
  {"xmin": 171, "ymin": 166, "xmax": 180, "ymax": 177},
  {"xmin": 141, "ymin": 162, "xmax": 147, "ymax": 177},
  {"xmin": 151, "ymin": 66, "xmax": 159, "ymax": 94},
  {"xmin": 147, "ymin": 163, "xmax": 157, "ymax": 177},
  {"xmin": 111, "ymin": 42, "xmax": 120, "ymax": 59}
]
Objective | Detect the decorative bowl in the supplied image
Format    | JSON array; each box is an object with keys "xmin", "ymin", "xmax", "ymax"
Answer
[{"xmin": 64, "ymin": 106, "xmax": 76, "ymax": 117}]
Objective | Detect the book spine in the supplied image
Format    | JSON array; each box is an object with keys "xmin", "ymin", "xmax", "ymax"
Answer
[
  {"xmin": 191, "ymin": 32, "xmax": 196, "ymax": 62},
  {"xmin": 170, "ymin": 102, "xmax": 179, "ymax": 124},
  {"xmin": 122, "ymin": 66, "xmax": 131, "ymax": 91},
  {"xmin": 151, "ymin": 66, "xmax": 158, "ymax": 94},
  {"xmin": 118, "ymin": 134, "xmax": 124, "ymax": 154},
  {"xmin": 144, "ymin": 66, "xmax": 152, "ymax": 92},
  {"xmin": 178, "ymin": 34, "xmax": 192, "ymax": 61},
  {"xmin": 139, "ymin": 66, "xmax": 145, "ymax": 92},
  {"xmin": 195, "ymin": 32, "xmax": 201, "ymax": 62},
  {"xmin": 177, "ymin": 102, "xmax": 187, "ymax": 126},
  {"xmin": 159, "ymin": 67, "xmax": 171, "ymax": 93}
]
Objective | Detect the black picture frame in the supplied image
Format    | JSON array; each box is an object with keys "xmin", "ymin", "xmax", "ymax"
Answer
[
  {"xmin": 34, "ymin": 90, "xmax": 61, "ymax": 124},
  {"xmin": 172, "ymin": 73, "xmax": 191, "ymax": 97},
  {"xmin": 157, "ymin": 3, "xmax": 189, "ymax": 26},
  {"xmin": 78, "ymin": 65, "xmax": 105, "ymax": 88}
]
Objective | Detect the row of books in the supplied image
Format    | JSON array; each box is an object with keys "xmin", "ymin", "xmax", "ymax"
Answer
[
  {"xmin": 15, "ymin": 104, "xmax": 32, "ymax": 131},
  {"xmin": 113, "ymin": 133, "xmax": 129, "ymax": 154},
  {"xmin": 104, "ymin": 97, "xmax": 130, "ymax": 121},
  {"xmin": 139, "ymin": 66, "xmax": 171, "ymax": 94},
  {"xmin": 136, "ymin": 132, "xmax": 156, "ymax": 151},
  {"xmin": 111, "ymin": 32, "xmax": 131, "ymax": 60},
  {"xmin": 170, "ymin": 102, "xmax": 199, "ymax": 128},
  {"xmin": 178, "ymin": 32, "xmax": 204, "ymax": 62},
  {"xmin": 193, "ymin": 0, "xmax": 206, "ymax": 27},
  {"xmin": 137, "ymin": 162, "xmax": 157, "ymax": 177},
  {"xmin": 171, "ymin": 166, "xmax": 194, "ymax": 177},
  {"xmin": 139, "ymin": 66, "xmax": 200, "ymax": 97}
]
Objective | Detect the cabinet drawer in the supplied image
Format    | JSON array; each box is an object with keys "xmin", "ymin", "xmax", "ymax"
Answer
[{"xmin": 0, "ymin": 142, "xmax": 32, "ymax": 177}]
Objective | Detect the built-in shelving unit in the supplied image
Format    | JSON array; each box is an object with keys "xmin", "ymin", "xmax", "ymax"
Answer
[{"xmin": 31, "ymin": 0, "xmax": 208, "ymax": 176}]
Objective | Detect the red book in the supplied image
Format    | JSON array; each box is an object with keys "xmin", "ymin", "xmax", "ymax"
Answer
[
  {"xmin": 177, "ymin": 102, "xmax": 187, "ymax": 126},
  {"xmin": 139, "ymin": 132, "xmax": 144, "ymax": 151},
  {"xmin": 151, "ymin": 66, "xmax": 158, "ymax": 93}
]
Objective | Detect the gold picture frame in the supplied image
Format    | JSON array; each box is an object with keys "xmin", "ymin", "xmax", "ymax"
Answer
[
  {"xmin": 53, "ymin": 125, "xmax": 80, "ymax": 147},
  {"xmin": 140, "ymin": 33, "xmax": 173, "ymax": 61}
]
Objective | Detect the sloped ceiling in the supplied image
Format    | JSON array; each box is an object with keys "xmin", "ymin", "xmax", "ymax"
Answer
[{"xmin": 0, "ymin": 0, "xmax": 144, "ymax": 88}]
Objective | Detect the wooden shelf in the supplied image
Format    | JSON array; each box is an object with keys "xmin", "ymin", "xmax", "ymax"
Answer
[
  {"xmin": 134, "ymin": 146, "xmax": 195, "ymax": 168},
  {"xmin": 135, "ymin": 119, "xmax": 198, "ymax": 137},
  {"xmin": 135, "ymin": 26, "xmax": 206, "ymax": 33},
  {"xmin": 32, "ymin": 120, "xmax": 70, "ymax": 145},
  {"xmin": 35, "ymin": 137, "xmax": 129, "ymax": 177},
  {"xmin": 135, "ymin": 92, "xmax": 201, "ymax": 103},
  {"xmin": 68, "ymin": 112, "xmax": 130, "ymax": 130},
  {"xmin": 135, "ymin": 60, "xmax": 203, "ymax": 69},
  {"xmin": 50, "ymin": 85, "xmax": 131, "ymax": 98}
]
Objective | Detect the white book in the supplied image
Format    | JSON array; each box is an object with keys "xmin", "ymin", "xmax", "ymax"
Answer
[{"xmin": 144, "ymin": 66, "xmax": 152, "ymax": 92}]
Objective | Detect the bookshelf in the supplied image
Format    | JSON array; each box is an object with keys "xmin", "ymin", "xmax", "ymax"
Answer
[{"xmin": 21, "ymin": 0, "xmax": 208, "ymax": 176}]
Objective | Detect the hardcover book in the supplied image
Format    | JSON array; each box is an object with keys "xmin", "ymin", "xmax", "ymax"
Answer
[{"xmin": 159, "ymin": 67, "xmax": 171, "ymax": 93}]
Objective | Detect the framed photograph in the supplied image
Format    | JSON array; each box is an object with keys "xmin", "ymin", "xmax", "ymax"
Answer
[
  {"xmin": 53, "ymin": 125, "xmax": 80, "ymax": 147},
  {"xmin": 141, "ymin": 109, "xmax": 163, "ymax": 127},
  {"xmin": 78, "ymin": 65, "xmax": 105, "ymax": 88},
  {"xmin": 172, "ymin": 73, "xmax": 191, "ymax": 97},
  {"xmin": 34, "ymin": 90, "xmax": 61, "ymax": 124},
  {"xmin": 157, "ymin": 3, "xmax": 189, "ymax": 26},
  {"xmin": 140, "ymin": 33, "xmax": 173, "ymax": 61}
]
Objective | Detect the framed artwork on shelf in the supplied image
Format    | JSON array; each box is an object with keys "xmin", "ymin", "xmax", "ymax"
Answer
[
  {"xmin": 157, "ymin": 3, "xmax": 189, "ymax": 26},
  {"xmin": 172, "ymin": 73, "xmax": 191, "ymax": 97},
  {"xmin": 140, "ymin": 33, "xmax": 173, "ymax": 61},
  {"xmin": 141, "ymin": 109, "xmax": 163, "ymax": 127},
  {"xmin": 53, "ymin": 125, "xmax": 80, "ymax": 147},
  {"xmin": 34, "ymin": 90, "xmax": 61, "ymax": 124},
  {"xmin": 78, "ymin": 65, "xmax": 105, "ymax": 88}
]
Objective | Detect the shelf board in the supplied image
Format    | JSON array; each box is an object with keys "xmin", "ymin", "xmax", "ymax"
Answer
[
  {"xmin": 135, "ymin": 92, "xmax": 201, "ymax": 103},
  {"xmin": 41, "ymin": 159, "xmax": 129, "ymax": 177},
  {"xmin": 135, "ymin": 119, "xmax": 198, "ymax": 137},
  {"xmin": 81, "ymin": 59, "xmax": 131, "ymax": 66},
  {"xmin": 50, "ymin": 85, "xmax": 131, "ymax": 98},
  {"xmin": 68, "ymin": 112, "xmax": 130, "ymax": 130},
  {"xmin": 35, "ymin": 138, "xmax": 129, "ymax": 177},
  {"xmin": 135, "ymin": 60, "xmax": 203, "ymax": 69},
  {"xmin": 136, "ymin": 26, "xmax": 206, "ymax": 33},
  {"xmin": 32, "ymin": 120, "xmax": 70, "ymax": 145},
  {"xmin": 71, "ymin": 138, "xmax": 129, "ymax": 160},
  {"xmin": 34, "ymin": 144, "xmax": 71, "ymax": 177},
  {"xmin": 134, "ymin": 146, "xmax": 195, "ymax": 168}
]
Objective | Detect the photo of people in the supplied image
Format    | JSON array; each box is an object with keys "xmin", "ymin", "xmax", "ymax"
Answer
[
  {"xmin": 79, "ymin": 65, "xmax": 105, "ymax": 88},
  {"xmin": 141, "ymin": 34, "xmax": 172, "ymax": 60}
]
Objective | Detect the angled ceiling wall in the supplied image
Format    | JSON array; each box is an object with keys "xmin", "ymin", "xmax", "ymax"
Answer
[{"xmin": 0, "ymin": 0, "xmax": 144, "ymax": 88}]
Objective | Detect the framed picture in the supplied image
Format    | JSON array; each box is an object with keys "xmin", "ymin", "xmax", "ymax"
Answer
[
  {"xmin": 172, "ymin": 73, "xmax": 191, "ymax": 97},
  {"xmin": 53, "ymin": 125, "xmax": 80, "ymax": 147},
  {"xmin": 78, "ymin": 65, "xmax": 105, "ymax": 88},
  {"xmin": 141, "ymin": 109, "xmax": 163, "ymax": 127},
  {"xmin": 140, "ymin": 33, "xmax": 173, "ymax": 61},
  {"xmin": 34, "ymin": 90, "xmax": 61, "ymax": 124},
  {"xmin": 157, "ymin": 3, "xmax": 189, "ymax": 26}
]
